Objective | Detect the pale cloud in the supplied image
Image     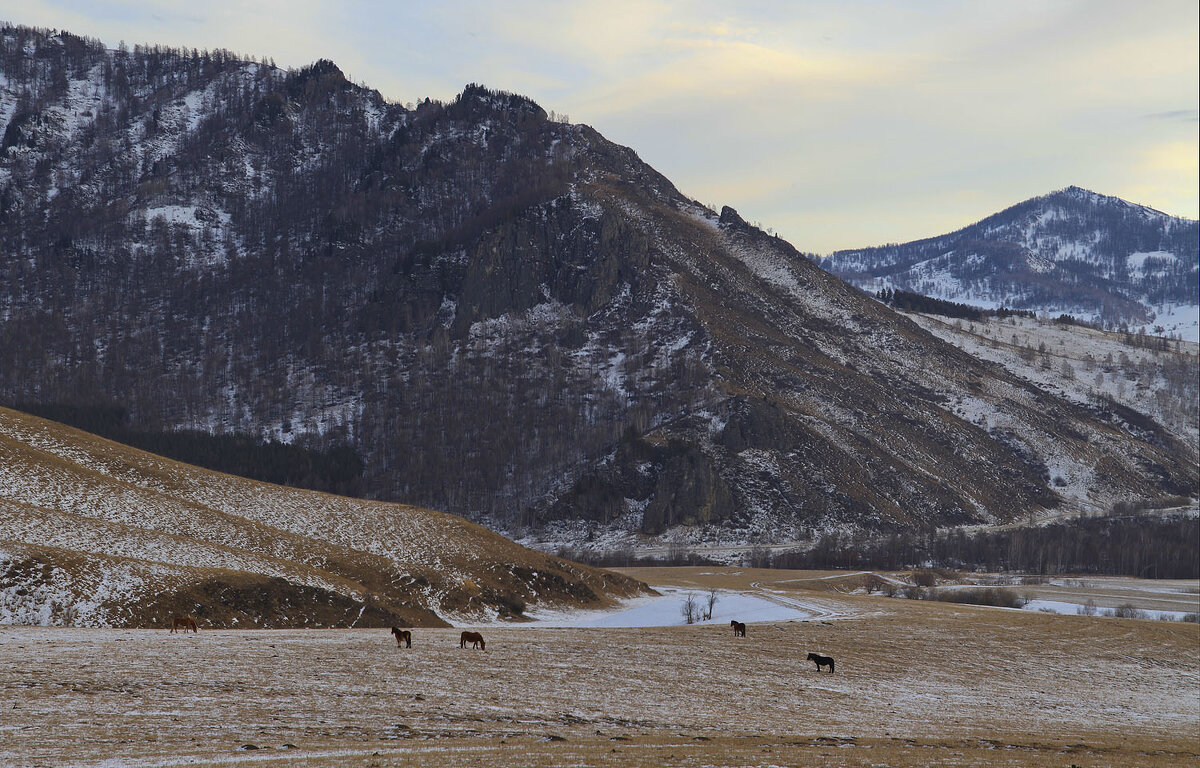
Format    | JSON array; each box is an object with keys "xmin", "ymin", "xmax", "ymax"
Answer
[
  {"xmin": 1145, "ymin": 110, "xmax": 1200, "ymax": 122},
  {"xmin": 1120, "ymin": 140, "xmax": 1200, "ymax": 219},
  {"xmin": 1143, "ymin": 141, "xmax": 1200, "ymax": 174}
]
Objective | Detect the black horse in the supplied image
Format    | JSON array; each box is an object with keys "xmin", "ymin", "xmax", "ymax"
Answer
[
  {"xmin": 730, "ymin": 620, "xmax": 746, "ymax": 637},
  {"xmin": 391, "ymin": 627, "xmax": 411, "ymax": 648},
  {"xmin": 807, "ymin": 652, "xmax": 834, "ymax": 672}
]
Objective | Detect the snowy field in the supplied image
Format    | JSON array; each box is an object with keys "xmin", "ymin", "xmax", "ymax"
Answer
[
  {"xmin": 1022, "ymin": 599, "xmax": 1191, "ymax": 620},
  {"xmin": 517, "ymin": 587, "xmax": 812, "ymax": 627}
]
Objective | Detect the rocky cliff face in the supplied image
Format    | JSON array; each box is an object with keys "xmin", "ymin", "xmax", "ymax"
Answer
[{"xmin": 1, "ymin": 25, "xmax": 1195, "ymax": 551}]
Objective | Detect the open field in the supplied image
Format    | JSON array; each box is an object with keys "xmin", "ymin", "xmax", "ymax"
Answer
[{"xmin": 3, "ymin": 568, "xmax": 1198, "ymax": 767}]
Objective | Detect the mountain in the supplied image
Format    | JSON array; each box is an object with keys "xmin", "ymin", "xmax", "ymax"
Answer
[
  {"xmin": 821, "ymin": 187, "xmax": 1200, "ymax": 338},
  {"xmin": 0, "ymin": 406, "xmax": 648, "ymax": 626},
  {"xmin": 1, "ymin": 25, "xmax": 1196, "ymax": 553}
]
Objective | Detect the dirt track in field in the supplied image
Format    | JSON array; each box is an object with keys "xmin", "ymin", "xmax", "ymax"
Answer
[{"xmin": 2, "ymin": 568, "xmax": 1197, "ymax": 767}]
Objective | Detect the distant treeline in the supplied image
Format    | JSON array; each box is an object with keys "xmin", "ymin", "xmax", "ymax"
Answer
[
  {"xmin": 769, "ymin": 512, "xmax": 1198, "ymax": 579},
  {"xmin": 11, "ymin": 402, "xmax": 365, "ymax": 497},
  {"xmin": 566, "ymin": 509, "xmax": 1198, "ymax": 579},
  {"xmin": 875, "ymin": 288, "xmax": 1036, "ymax": 322}
]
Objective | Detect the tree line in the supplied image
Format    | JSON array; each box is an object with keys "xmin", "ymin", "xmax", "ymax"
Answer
[
  {"xmin": 12, "ymin": 402, "xmax": 365, "ymax": 496},
  {"xmin": 875, "ymin": 288, "xmax": 1037, "ymax": 322},
  {"xmin": 565, "ymin": 509, "xmax": 1198, "ymax": 579},
  {"xmin": 766, "ymin": 511, "xmax": 1197, "ymax": 578}
]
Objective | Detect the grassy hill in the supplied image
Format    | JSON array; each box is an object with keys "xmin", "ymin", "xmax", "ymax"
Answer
[{"xmin": 0, "ymin": 407, "xmax": 649, "ymax": 627}]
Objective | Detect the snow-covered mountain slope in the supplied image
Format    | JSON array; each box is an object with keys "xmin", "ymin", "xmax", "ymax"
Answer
[
  {"xmin": 1, "ymin": 25, "xmax": 1196, "ymax": 552},
  {"xmin": 822, "ymin": 187, "xmax": 1199, "ymax": 340},
  {"xmin": 0, "ymin": 407, "xmax": 648, "ymax": 627},
  {"xmin": 895, "ymin": 312, "xmax": 1199, "ymax": 490}
]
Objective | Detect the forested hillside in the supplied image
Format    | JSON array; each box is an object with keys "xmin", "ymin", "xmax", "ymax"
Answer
[{"xmin": 1, "ymin": 25, "xmax": 1195, "ymax": 551}]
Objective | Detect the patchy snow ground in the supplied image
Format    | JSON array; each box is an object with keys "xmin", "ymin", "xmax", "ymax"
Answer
[
  {"xmin": 2, "ymin": 592, "xmax": 1195, "ymax": 768},
  {"xmin": 1023, "ymin": 599, "xmax": 1193, "ymax": 621}
]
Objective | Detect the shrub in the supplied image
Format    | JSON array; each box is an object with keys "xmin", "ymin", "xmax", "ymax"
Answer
[
  {"xmin": 931, "ymin": 587, "xmax": 1026, "ymax": 609},
  {"xmin": 1113, "ymin": 604, "xmax": 1145, "ymax": 619},
  {"xmin": 1181, "ymin": 613, "xmax": 1199, "ymax": 624},
  {"xmin": 496, "ymin": 594, "xmax": 525, "ymax": 616},
  {"xmin": 901, "ymin": 585, "xmax": 927, "ymax": 600},
  {"xmin": 861, "ymin": 574, "xmax": 887, "ymax": 594},
  {"xmin": 911, "ymin": 569, "xmax": 938, "ymax": 587}
]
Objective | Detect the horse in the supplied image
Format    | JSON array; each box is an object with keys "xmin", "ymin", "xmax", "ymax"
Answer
[
  {"xmin": 391, "ymin": 627, "xmax": 411, "ymax": 648},
  {"xmin": 730, "ymin": 620, "xmax": 746, "ymax": 637},
  {"xmin": 169, "ymin": 615, "xmax": 198, "ymax": 634},
  {"xmin": 807, "ymin": 652, "xmax": 835, "ymax": 673},
  {"xmin": 459, "ymin": 631, "xmax": 485, "ymax": 650}
]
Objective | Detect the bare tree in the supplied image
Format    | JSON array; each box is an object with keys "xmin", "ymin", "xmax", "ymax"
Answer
[
  {"xmin": 704, "ymin": 588, "xmax": 718, "ymax": 620},
  {"xmin": 680, "ymin": 593, "xmax": 699, "ymax": 624}
]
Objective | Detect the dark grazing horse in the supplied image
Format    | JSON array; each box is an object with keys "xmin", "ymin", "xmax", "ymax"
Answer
[
  {"xmin": 807, "ymin": 652, "xmax": 835, "ymax": 672},
  {"xmin": 169, "ymin": 615, "xmax": 198, "ymax": 634},
  {"xmin": 391, "ymin": 627, "xmax": 411, "ymax": 648},
  {"xmin": 730, "ymin": 620, "xmax": 746, "ymax": 637},
  {"xmin": 459, "ymin": 631, "xmax": 485, "ymax": 650}
]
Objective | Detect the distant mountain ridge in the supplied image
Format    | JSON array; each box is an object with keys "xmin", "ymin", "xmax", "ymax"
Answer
[
  {"xmin": 821, "ymin": 186, "xmax": 1199, "ymax": 338},
  {"xmin": 1, "ymin": 25, "xmax": 1195, "ymax": 551}
]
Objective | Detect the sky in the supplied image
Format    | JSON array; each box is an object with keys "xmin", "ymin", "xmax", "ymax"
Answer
[{"xmin": 2, "ymin": 0, "xmax": 1197, "ymax": 253}]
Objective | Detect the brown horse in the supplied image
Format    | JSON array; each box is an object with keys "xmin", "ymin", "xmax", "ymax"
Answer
[
  {"xmin": 169, "ymin": 615, "xmax": 198, "ymax": 634},
  {"xmin": 391, "ymin": 627, "xmax": 411, "ymax": 648},
  {"xmin": 807, "ymin": 652, "xmax": 835, "ymax": 673},
  {"xmin": 730, "ymin": 620, "xmax": 746, "ymax": 637},
  {"xmin": 459, "ymin": 631, "xmax": 485, "ymax": 650}
]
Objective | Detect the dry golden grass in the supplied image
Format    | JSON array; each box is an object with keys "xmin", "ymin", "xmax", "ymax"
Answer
[
  {"xmin": 0, "ymin": 406, "xmax": 648, "ymax": 627},
  {"xmin": 3, "ymin": 567, "xmax": 1196, "ymax": 767}
]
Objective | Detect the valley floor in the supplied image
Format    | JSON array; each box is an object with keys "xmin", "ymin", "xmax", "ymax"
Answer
[{"xmin": 2, "ymin": 569, "xmax": 1197, "ymax": 767}]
